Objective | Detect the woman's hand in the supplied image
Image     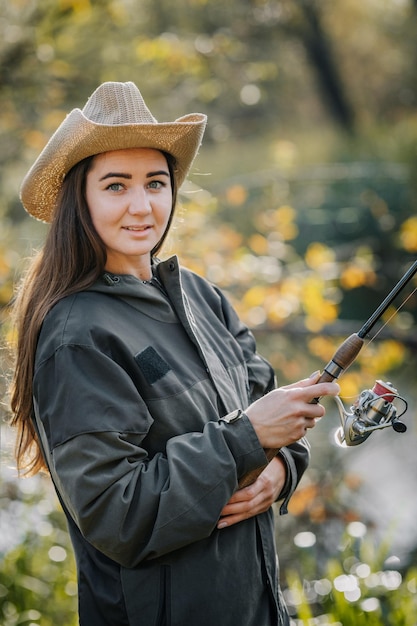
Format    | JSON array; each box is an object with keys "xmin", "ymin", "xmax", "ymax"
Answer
[
  {"xmin": 246, "ymin": 371, "xmax": 340, "ymax": 449},
  {"xmin": 217, "ymin": 456, "xmax": 286, "ymax": 529}
]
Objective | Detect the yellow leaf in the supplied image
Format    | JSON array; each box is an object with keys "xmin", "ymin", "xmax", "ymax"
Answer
[
  {"xmin": 400, "ymin": 216, "xmax": 417, "ymax": 252},
  {"xmin": 340, "ymin": 264, "xmax": 368, "ymax": 289},
  {"xmin": 319, "ymin": 301, "xmax": 338, "ymax": 324},
  {"xmin": 243, "ymin": 285, "xmax": 268, "ymax": 308},
  {"xmin": 25, "ymin": 130, "xmax": 48, "ymax": 151},
  {"xmin": 308, "ymin": 336, "xmax": 337, "ymax": 361},
  {"xmin": 248, "ymin": 233, "xmax": 268, "ymax": 255},
  {"xmin": 371, "ymin": 339, "xmax": 406, "ymax": 373},
  {"xmin": 272, "ymin": 205, "xmax": 298, "ymax": 241},
  {"xmin": 265, "ymin": 291, "xmax": 298, "ymax": 323},
  {"xmin": 275, "ymin": 205, "xmax": 296, "ymax": 224},
  {"xmin": 304, "ymin": 316, "xmax": 325, "ymax": 332},
  {"xmin": 338, "ymin": 372, "xmax": 363, "ymax": 399},
  {"xmin": 305, "ymin": 242, "xmax": 335, "ymax": 270},
  {"xmin": 279, "ymin": 222, "xmax": 299, "ymax": 241},
  {"xmin": 225, "ymin": 185, "xmax": 248, "ymax": 206},
  {"xmin": 288, "ymin": 483, "xmax": 319, "ymax": 515},
  {"xmin": 281, "ymin": 277, "xmax": 302, "ymax": 298}
]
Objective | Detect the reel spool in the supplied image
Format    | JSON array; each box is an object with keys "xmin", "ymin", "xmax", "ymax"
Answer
[{"xmin": 334, "ymin": 380, "xmax": 408, "ymax": 447}]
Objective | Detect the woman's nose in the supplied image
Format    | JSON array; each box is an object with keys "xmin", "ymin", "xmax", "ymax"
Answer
[{"xmin": 128, "ymin": 187, "xmax": 151, "ymax": 214}]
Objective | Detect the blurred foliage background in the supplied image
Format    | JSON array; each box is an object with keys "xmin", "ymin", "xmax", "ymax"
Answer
[{"xmin": 1, "ymin": 0, "xmax": 417, "ymax": 623}]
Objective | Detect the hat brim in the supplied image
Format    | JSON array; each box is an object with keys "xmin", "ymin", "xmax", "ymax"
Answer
[{"xmin": 20, "ymin": 108, "xmax": 207, "ymax": 222}]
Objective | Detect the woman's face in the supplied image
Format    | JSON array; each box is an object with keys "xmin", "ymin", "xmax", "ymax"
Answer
[{"xmin": 86, "ymin": 148, "xmax": 173, "ymax": 279}]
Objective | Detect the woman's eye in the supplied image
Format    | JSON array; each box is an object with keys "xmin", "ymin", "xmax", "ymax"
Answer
[
  {"xmin": 148, "ymin": 180, "xmax": 164, "ymax": 190},
  {"xmin": 106, "ymin": 182, "xmax": 124, "ymax": 192}
]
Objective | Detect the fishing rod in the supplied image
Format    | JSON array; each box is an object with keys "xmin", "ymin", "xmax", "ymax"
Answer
[{"xmin": 239, "ymin": 260, "xmax": 417, "ymax": 488}]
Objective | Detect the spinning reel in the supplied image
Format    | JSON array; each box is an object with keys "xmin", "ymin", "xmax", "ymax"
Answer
[{"xmin": 334, "ymin": 380, "xmax": 408, "ymax": 447}]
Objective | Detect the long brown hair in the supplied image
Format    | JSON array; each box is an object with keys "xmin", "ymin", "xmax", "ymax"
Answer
[{"xmin": 9, "ymin": 150, "xmax": 177, "ymax": 475}]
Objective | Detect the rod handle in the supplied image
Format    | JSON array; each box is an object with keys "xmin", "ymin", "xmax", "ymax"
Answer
[
  {"xmin": 238, "ymin": 448, "xmax": 277, "ymax": 489},
  {"xmin": 319, "ymin": 333, "xmax": 364, "ymax": 380}
]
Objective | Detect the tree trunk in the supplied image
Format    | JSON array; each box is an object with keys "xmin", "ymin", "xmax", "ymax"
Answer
[{"xmin": 298, "ymin": 0, "xmax": 356, "ymax": 134}]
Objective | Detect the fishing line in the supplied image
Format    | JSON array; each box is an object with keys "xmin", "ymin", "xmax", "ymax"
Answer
[{"xmin": 365, "ymin": 284, "xmax": 417, "ymax": 345}]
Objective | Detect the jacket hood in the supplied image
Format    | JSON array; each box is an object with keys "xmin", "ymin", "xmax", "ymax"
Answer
[{"xmin": 85, "ymin": 256, "xmax": 180, "ymax": 323}]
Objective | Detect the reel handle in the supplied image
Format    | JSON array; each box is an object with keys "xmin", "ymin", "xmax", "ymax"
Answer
[{"xmin": 238, "ymin": 334, "xmax": 364, "ymax": 489}]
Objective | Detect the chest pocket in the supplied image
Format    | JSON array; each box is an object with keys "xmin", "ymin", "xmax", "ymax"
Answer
[{"xmin": 134, "ymin": 347, "xmax": 171, "ymax": 385}]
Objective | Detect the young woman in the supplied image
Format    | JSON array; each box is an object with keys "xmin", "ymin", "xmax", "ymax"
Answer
[{"xmin": 10, "ymin": 81, "xmax": 339, "ymax": 625}]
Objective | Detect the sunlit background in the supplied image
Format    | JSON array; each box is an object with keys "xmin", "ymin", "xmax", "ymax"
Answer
[{"xmin": 1, "ymin": 0, "xmax": 417, "ymax": 624}]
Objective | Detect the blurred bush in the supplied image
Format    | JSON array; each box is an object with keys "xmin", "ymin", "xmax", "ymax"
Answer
[
  {"xmin": 285, "ymin": 522, "xmax": 417, "ymax": 625},
  {"xmin": 0, "ymin": 470, "xmax": 77, "ymax": 625}
]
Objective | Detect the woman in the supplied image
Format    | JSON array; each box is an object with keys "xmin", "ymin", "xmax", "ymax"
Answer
[{"xmin": 10, "ymin": 81, "xmax": 339, "ymax": 625}]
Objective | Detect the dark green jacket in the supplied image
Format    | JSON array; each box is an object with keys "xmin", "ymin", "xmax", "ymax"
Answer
[{"xmin": 33, "ymin": 256, "xmax": 309, "ymax": 626}]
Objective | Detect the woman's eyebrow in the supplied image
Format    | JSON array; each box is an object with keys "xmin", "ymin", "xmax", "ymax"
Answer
[
  {"xmin": 98, "ymin": 170, "xmax": 169, "ymax": 181},
  {"xmin": 99, "ymin": 172, "xmax": 132, "ymax": 181},
  {"xmin": 146, "ymin": 170, "xmax": 170, "ymax": 178}
]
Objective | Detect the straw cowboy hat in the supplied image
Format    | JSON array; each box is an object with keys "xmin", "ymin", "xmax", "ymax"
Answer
[{"xmin": 20, "ymin": 81, "xmax": 207, "ymax": 222}]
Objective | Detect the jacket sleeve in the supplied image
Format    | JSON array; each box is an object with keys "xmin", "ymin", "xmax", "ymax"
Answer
[
  {"xmin": 214, "ymin": 286, "xmax": 310, "ymax": 513},
  {"xmin": 33, "ymin": 343, "xmax": 268, "ymax": 569}
]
